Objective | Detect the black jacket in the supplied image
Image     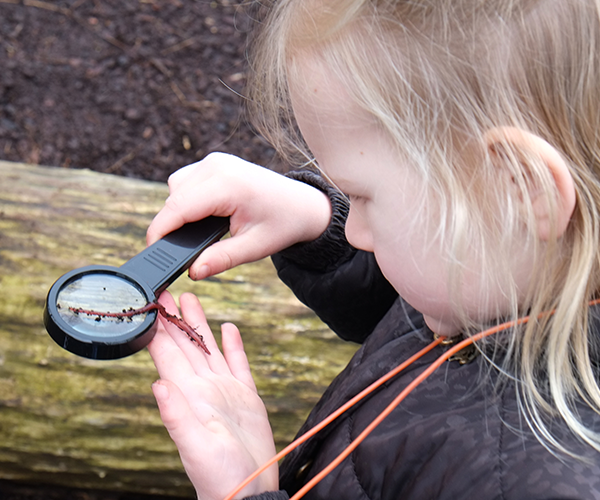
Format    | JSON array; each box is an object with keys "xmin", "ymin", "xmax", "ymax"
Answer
[{"xmin": 244, "ymin": 172, "xmax": 600, "ymax": 500}]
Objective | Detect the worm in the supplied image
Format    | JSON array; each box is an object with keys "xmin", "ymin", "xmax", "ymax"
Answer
[{"xmin": 69, "ymin": 301, "xmax": 211, "ymax": 354}]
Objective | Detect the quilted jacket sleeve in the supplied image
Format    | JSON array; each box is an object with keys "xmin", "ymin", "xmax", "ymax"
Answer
[{"xmin": 242, "ymin": 492, "xmax": 290, "ymax": 500}]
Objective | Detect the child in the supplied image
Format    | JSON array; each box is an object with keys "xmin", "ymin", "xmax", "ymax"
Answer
[{"xmin": 146, "ymin": 0, "xmax": 600, "ymax": 498}]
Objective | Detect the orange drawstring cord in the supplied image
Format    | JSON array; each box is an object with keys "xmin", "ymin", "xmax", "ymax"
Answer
[
  {"xmin": 223, "ymin": 335, "xmax": 445, "ymax": 500},
  {"xmin": 288, "ymin": 317, "xmax": 529, "ymax": 500},
  {"xmin": 226, "ymin": 299, "xmax": 600, "ymax": 500}
]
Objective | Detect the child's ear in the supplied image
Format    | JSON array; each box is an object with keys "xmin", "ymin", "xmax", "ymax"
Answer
[{"xmin": 484, "ymin": 126, "xmax": 576, "ymax": 240}]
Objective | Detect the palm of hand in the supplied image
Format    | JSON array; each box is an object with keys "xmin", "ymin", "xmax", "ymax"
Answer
[{"xmin": 148, "ymin": 292, "xmax": 278, "ymax": 500}]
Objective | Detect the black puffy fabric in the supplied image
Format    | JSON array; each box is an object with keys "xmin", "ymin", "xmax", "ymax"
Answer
[
  {"xmin": 273, "ymin": 250, "xmax": 398, "ymax": 343},
  {"xmin": 242, "ymin": 171, "xmax": 600, "ymax": 500},
  {"xmin": 273, "ymin": 298, "xmax": 600, "ymax": 499}
]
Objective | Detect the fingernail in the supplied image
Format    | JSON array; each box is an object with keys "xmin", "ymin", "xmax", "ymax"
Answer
[
  {"xmin": 196, "ymin": 264, "xmax": 210, "ymax": 280},
  {"xmin": 152, "ymin": 381, "xmax": 169, "ymax": 402}
]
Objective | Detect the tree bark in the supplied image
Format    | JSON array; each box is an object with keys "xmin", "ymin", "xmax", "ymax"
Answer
[{"xmin": 0, "ymin": 161, "xmax": 356, "ymax": 496}]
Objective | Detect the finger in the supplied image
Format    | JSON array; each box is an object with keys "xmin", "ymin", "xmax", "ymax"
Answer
[
  {"xmin": 167, "ymin": 161, "xmax": 200, "ymax": 191},
  {"xmin": 147, "ymin": 163, "xmax": 211, "ymax": 246},
  {"xmin": 156, "ymin": 289, "xmax": 179, "ymax": 315},
  {"xmin": 147, "ymin": 294, "xmax": 198, "ymax": 382},
  {"xmin": 146, "ymin": 175, "xmax": 232, "ymax": 246},
  {"xmin": 177, "ymin": 293, "xmax": 232, "ymax": 376},
  {"xmin": 187, "ymin": 237, "xmax": 246, "ymax": 280},
  {"xmin": 221, "ymin": 323, "xmax": 257, "ymax": 392},
  {"xmin": 149, "ymin": 292, "xmax": 219, "ymax": 377},
  {"xmin": 153, "ymin": 292, "xmax": 213, "ymax": 372},
  {"xmin": 187, "ymin": 229, "xmax": 278, "ymax": 280},
  {"xmin": 146, "ymin": 195, "xmax": 193, "ymax": 245},
  {"xmin": 151, "ymin": 379, "xmax": 206, "ymax": 453}
]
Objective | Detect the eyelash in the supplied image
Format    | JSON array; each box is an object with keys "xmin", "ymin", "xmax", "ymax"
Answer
[{"xmin": 347, "ymin": 194, "xmax": 365, "ymax": 204}]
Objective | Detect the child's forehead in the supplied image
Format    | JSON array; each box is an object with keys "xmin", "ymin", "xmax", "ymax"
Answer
[
  {"xmin": 288, "ymin": 53, "xmax": 372, "ymax": 126},
  {"xmin": 289, "ymin": 54, "xmax": 345, "ymax": 102}
]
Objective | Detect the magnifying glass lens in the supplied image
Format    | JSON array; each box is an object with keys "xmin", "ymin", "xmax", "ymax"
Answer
[{"xmin": 56, "ymin": 273, "xmax": 151, "ymax": 338}]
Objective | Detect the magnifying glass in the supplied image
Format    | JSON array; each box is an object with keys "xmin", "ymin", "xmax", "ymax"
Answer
[{"xmin": 43, "ymin": 217, "xmax": 229, "ymax": 360}]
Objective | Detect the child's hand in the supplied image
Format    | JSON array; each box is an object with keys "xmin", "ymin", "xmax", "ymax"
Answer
[
  {"xmin": 146, "ymin": 152, "xmax": 332, "ymax": 280},
  {"xmin": 147, "ymin": 292, "xmax": 278, "ymax": 500}
]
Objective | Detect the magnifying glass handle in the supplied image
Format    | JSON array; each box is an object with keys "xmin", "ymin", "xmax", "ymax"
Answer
[{"xmin": 120, "ymin": 217, "xmax": 230, "ymax": 294}]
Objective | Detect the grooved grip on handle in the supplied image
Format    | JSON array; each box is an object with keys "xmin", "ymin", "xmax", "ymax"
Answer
[{"xmin": 119, "ymin": 217, "xmax": 230, "ymax": 293}]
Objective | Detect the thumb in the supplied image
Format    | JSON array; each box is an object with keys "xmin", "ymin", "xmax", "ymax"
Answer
[
  {"xmin": 188, "ymin": 234, "xmax": 271, "ymax": 280},
  {"xmin": 152, "ymin": 380, "xmax": 199, "ymax": 444}
]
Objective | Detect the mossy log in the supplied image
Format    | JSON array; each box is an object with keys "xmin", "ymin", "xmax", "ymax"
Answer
[{"xmin": 0, "ymin": 161, "xmax": 357, "ymax": 497}]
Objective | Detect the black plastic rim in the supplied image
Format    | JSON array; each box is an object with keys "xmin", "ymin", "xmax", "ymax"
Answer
[{"xmin": 43, "ymin": 265, "xmax": 158, "ymax": 360}]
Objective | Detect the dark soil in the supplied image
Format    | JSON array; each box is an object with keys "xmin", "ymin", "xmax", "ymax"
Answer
[
  {"xmin": 0, "ymin": 0, "xmax": 274, "ymax": 497},
  {"xmin": 0, "ymin": 0, "xmax": 277, "ymax": 183}
]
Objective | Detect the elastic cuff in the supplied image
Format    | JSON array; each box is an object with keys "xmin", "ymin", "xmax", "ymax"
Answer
[{"xmin": 276, "ymin": 169, "xmax": 355, "ymax": 272}]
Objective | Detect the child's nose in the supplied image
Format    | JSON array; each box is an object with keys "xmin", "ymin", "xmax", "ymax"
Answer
[{"xmin": 345, "ymin": 206, "xmax": 374, "ymax": 252}]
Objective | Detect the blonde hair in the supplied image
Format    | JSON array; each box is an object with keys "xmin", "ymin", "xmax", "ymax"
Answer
[{"xmin": 246, "ymin": 0, "xmax": 600, "ymax": 456}]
